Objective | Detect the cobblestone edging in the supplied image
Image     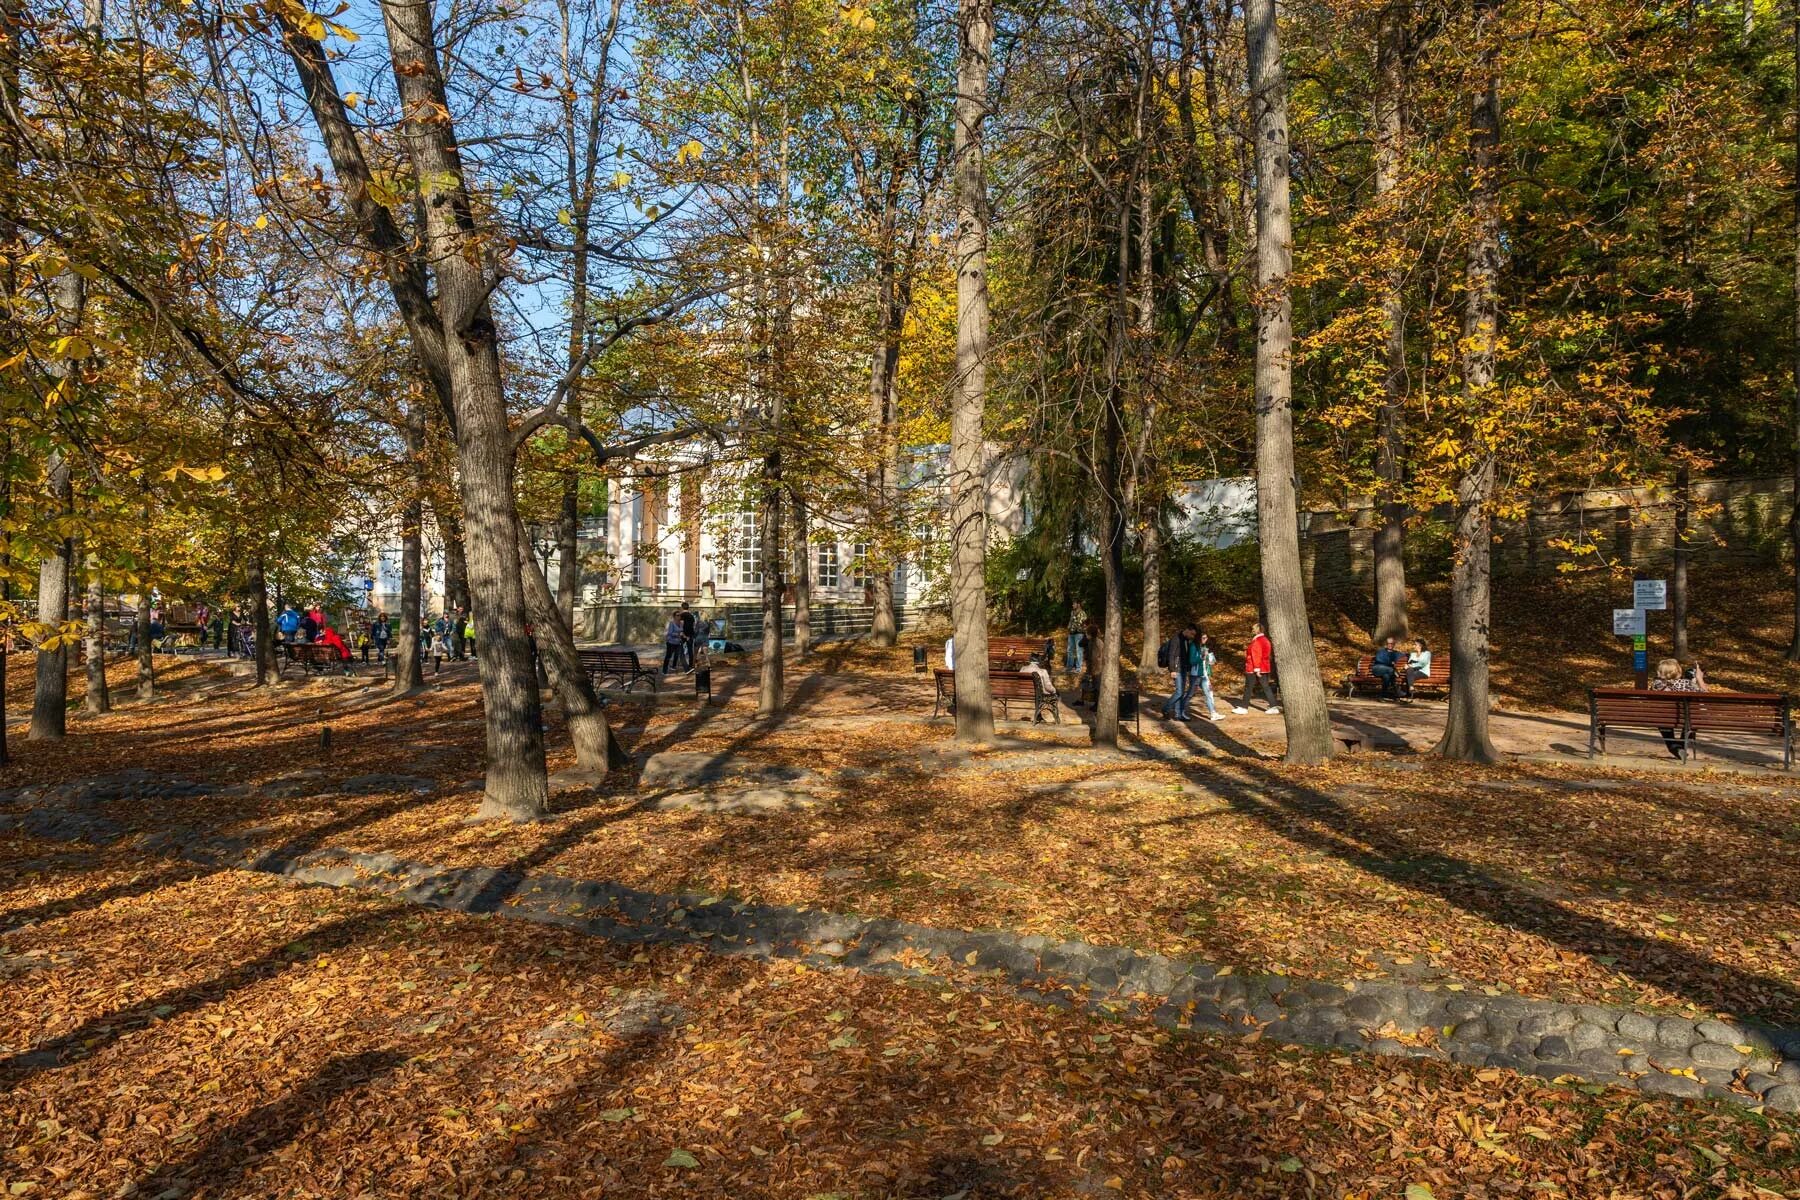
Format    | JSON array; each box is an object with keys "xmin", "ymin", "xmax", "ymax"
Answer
[{"xmin": 3, "ymin": 773, "xmax": 1799, "ymax": 1113}]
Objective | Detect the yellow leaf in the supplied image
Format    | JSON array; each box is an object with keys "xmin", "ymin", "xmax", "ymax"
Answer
[
  {"xmin": 613, "ymin": 171, "xmax": 631, "ymax": 189},
  {"xmin": 344, "ymin": 91, "xmax": 360, "ymax": 108},
  {"xmin": 557, "ymin": 209, "xmax": 573, "ymax": 226},
  {"xmin": 676, "ymin": 138, "xmax": 704, "ymax": 164},
  {"xmin": 327, "ymin": 20, "xmax": 359, "ymax": 41},
  {"xmin": 254, "ymin": 214, "xmax": 268, "ymax": 230},
  {"xmin": 299, "ymin": 12, "xmax": 326, "ymax": 39}
]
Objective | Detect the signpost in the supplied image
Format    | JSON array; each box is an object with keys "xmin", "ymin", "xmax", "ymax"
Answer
[{"xmin": 1615, "ymin": 578, "xmax": 1665, "ymax": 689}]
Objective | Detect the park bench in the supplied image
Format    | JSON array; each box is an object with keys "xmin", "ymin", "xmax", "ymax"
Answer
[
  {"xmin": 1588, "ymin": 687, "xmax": 1792, "ymax": 769},
  {"xmin": 281, "ymin": 642, "xmax": 346, "ymax": 676},
  {"xmin": 934, "ymin": 667, "xmax": 1059, "ymax": 724},
  {"xmin": 987, "ymin": 635, "xmax": 1055, "ymax": 669},
  {"xmin": 1342, "ymin": 653, "xmax": 1450, "ymax": 698},
  {"xmin": 578, "ymin": 647, "xmax": 659, "ymax": 693}
]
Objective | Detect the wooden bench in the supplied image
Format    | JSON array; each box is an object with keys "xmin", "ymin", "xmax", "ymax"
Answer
[
  {"xmin": 578, "ymin": 647, "xmax": 659, "ymax": 693},
  {"xmin": 934, "ymin": 668, "xmax": 1059, "ymax": 724},
  {"xmin": 1588, "ymin": 687, "xmax": 1792, "ymax": 769},
  {"xmin": 987, "ymin": 635, "xmax": 1055, "ymax": 669},
  {"xmin": 281, "ymin": 642, "xmax": 346, "ymax": 676},
  {"xmin": 1342, "ymin": 653, "xmax": 1450, "ymax": 698}
]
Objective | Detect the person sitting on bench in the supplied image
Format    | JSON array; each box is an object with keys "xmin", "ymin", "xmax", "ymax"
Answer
[
  {"xmin": 1371, "ymin": 636, "xmax": 1403, "ymax": 700},
  {"xmin": 1649, "ymin": 656, "xmax": 1705, "ymax": 760},
  {"xmin": 1019, "ymin": 653, "xmax": 1058, "ymax": 700},
  {"xmin": 1402, "ymin": 638, "xmax": 1431, "ymax": 699}
]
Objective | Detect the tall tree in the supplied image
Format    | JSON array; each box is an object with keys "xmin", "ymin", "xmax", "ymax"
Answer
[
  {"xmin": 1433, "ymin": 0, "xmax": 1503, "ymax": 763},
  {"xmin": 949, "ymin": 0, "xmax": 995, "ymax": 743},
  {"xmin": 1371, "ymin": 0, "xmax": 1409, "ymax": 643},
  {"xmin": 1245, "ymin": 0, "xmax": 1332, "ymax": 764}
]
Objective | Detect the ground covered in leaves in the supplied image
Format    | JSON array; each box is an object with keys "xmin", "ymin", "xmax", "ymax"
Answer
[
  {"xmin": 3, "ymin": 642, "xmax": 1800, "ymax": 1195},
  {"xmin": 4, "ymin": 830, "xmax": 1799, "ymax": 1199}
]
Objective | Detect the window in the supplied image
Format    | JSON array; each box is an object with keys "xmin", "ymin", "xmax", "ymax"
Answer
[
  {"xmin": 655, "ymin": 547, "xmax": 670, "ymax": 592},
  {"xmin": 849, "ymin": 542, "xmax": 871, "ymax": 588},
  {"xmin": 736, "ymin": 510, "xmax": 762, "ymax": 585},
  {"xmin": 815, "ymin": 543, "xmax": 839, "ymax": 589}
]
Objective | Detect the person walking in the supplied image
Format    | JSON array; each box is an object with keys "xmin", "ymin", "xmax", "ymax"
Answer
[
  {"xmin": 1065, "ymin": 601, "xmax": 1088, "ymax": 672},
  {"xmin": 1159, "ymin": 625, "xmax": 1192, "ymax": 720},
  {"xmin": 679, "ymin": 605, "xmax": 698, "ymax": 669},
  {"xmin": 662, "ymin": 610, "xmax": 685, "ymax": 675},
  {"xmin": 1232, "ymin": 621, "xmax": 1280, "ymax": 714},
  {"xmin": 369, "ymin": 611, "xmax": 391, "ymax": 664},
  {"xmin": 451, "ymin": 606, "xmax": 469, "ymax": 660},
  {"xmin": 1192, "ymin": 629, "xmax": 1220, "ymax": 721}
]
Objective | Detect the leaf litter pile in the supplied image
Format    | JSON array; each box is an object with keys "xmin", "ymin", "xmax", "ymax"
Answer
[{"xmin": 4, "ymin": 652, "xmax": 1800, "ymax": 1194}]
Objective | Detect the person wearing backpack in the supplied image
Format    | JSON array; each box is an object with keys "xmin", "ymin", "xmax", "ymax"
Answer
[{"xmin": 1158, "ymin": 625, "xmax": 1192, "ymax": 720}]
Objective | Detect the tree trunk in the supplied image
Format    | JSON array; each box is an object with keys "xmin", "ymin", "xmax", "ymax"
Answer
[
  {"xmin": 867, "ymin": 240, "xmax": 904, "ymax": 648},
  {"xmin": 949, "ymin": 0, "xmax": 995, "ymax": 743},
  {"xmin": 376, "ymin": 0, "xmax": 547, "ymax": 820},
  {"xmin": 516, "ymin": 517, "xmax": 629, "ymax": 772},
  {"xmin": 248, "ymin": 553, "xmax": 272, "ymax": 686},
  {"xmin": 793, "ymin": 495, "xmax": 812, "ymax": 659},
  {"xmin": 1095, "ymin": 450, "xmax": 1128, "ymax": 747},
  {"xmin": 135, "ymin": 586, "xmax": 154, "ymax": 702},
  {"xmin": 556, "ymin": 481, "xmax": 581, "ymax": 631},
  {"xmin": 757, "ymin": 455, "xmax": 785, "ymax": 716},
  {"xmin": 1434, "ymin": 0, "xmax": 1503, "ymax": 763},
  {"xmin": 82, "ymin": 546, "xmax": 108, "ymax": 716},
  {"xmin": 1672, "ymin": 464, "xmax": 1690, "ymax": 660},
  {"xmin": 395, "ymin": 401, "xmax": 427, "ymax": 693},
  {"xmin": 30, "ymin": 452, "xmax": 72, "ymax": 741},
  {"xmin": 1138, "ymin": 509, "xmax": 1163, "ymax": 689},
  {"xmin": 1791, "ymin": 3, "xmax": 1800, "ymax": 661},
  {"xmin": 439, "ymin": 510, "xmax": 470, "ymax": 614},
  {"xmin": 1372, "ymin": 0, "xmax": 1410, "ymax": 643},
  {"xmin": 1245, "ymin": 0, "xmax": 1334, "ymax": 764}
]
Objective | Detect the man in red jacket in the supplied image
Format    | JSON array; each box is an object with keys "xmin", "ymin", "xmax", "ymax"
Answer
[{"xmin": 1232, "ymin": 621, "xmax": 1281, "ymax": 715}]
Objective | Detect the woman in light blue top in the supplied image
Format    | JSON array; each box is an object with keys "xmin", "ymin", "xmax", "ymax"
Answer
[{"xmin": 1403, "ymin": 638, "xmax": 1432, "ymax": 699}]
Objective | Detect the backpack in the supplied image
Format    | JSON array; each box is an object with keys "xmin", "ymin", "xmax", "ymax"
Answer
[{"xmin": 1156, "ymin": 638, "xmax": 1172, "ymax": 669}]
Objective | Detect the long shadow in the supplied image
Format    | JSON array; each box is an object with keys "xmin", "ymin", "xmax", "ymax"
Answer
[
  {"xmin": 0, "ymin": 860, "xmax": 208, "ymax": 931},
  {"xmin": 128, "ymin": 1050, "xmax": 408, "ymax": 1196},
  {"xmin": 0, "ymin": 909, "xmax": 395, "ymax": 1086},
  {"xmin": 1178, "ymin": 755, "xmax": 1800, "ymax": 1023}
]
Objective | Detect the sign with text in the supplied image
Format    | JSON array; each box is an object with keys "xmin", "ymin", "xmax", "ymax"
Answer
[
  {"xmin": 1633, "ymin": 579, "xmax": 1667, "ymax": 611},
  {"xmin": 1613, "ymin": 608, "xmax": 1646, "ymax": 636}
]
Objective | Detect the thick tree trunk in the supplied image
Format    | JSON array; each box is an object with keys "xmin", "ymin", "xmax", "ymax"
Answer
[
  {"xmin": 30, "ymin": 453, "xmax": 72, "ymax": 741},
  {"xmin": 949, "ymin": 0, "xmax": 995, "ymax": 743},
  {"xmin": 1245, "ymin": 0, "xmax": 1333, "ymax": 764},
  {"xmin": 1372, "ymin": 0, "xmax": 1410, "ymax": 643},
  {"xmin": 556, "ymin": 483, "xmax": 580, "ymax": 631},
  {"xmin": 793, "ymin": 495, "xmax": 812, "ymax": 659},
  {"xmin": 516, "ymin": 518, "xmax": 629, "ymax": 772},
  {"xmin": 248, "ymin": 553, "xmax": 272, "ymax": 686},
  {"xmin": 395, "ymin": 402, "xmax": 427, "ymax": 693},
  {"xmin": 376, "ymin": 0, "xmax": 547, "ymax": 820},
  {"xmin": 1672, "ymin": 465, "xmax": 1690, "ymax": 660},
  {"xmin": 1434, "ymin": 0, "xmax": 1503, "ymax": 763},
  {"xmin": 82, "ymin": 547, "xmax": 108, "ymax": 716}
]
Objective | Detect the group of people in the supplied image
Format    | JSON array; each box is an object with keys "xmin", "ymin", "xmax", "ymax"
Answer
[
  {"xmin": 1368, "ymin": 635, "xmax": 1434, "ymax": 701},
  {"xmin": 662, "ymin": 606, "xmax": 715, "ymax": 674},
  {"xmin": 270, "ymin": 604, "xmax": 476, "ymax": 668},
  {"xmin": 1158, "ymin": 621, "xmax": 1283, "ymax": 722}
]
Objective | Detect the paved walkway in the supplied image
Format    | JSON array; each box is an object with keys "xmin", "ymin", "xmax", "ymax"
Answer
[{"xmin": 5, "ymin": 769, "xmax": 1798, "ymax": 1113}]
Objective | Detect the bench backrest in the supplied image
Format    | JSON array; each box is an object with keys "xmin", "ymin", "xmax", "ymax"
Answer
[
  {"xmin": 1686, "ymin": 692, "xmax": 1789, "ymax": 734},
  {"xmin": 579, "ymin": 648, "xmax": 642, "ymax": 669},
  {"xmin": 1591, "ymin": 689, "xmax": 1684, "ymax": 725},
  {"xmin": 936, "ymin": 667, "xmax": 1043, "ymax": 701},
  {"xmin": 988, "ymin": 636, "xmax": 1053, "ymax": 665}
]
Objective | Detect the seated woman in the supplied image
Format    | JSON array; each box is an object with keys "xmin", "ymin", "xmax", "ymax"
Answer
[
  {"xmin": 1402, "ymin": 638, "xmax": 1432, "ymax": 699},
  {"xmin": 1648, "ymin": 656, "xmax": 1706, "ymax": 760}
]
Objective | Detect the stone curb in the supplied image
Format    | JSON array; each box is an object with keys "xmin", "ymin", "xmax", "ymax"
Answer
[{"xmin": 3, "ymin": 775, "xmax": 1798, "ymax": 1114}]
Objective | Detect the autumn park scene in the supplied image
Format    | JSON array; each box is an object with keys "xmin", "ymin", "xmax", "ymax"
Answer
[{"xmin": 10, "ymin": 0, "xmax": 1800, "ymax": 1195}]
